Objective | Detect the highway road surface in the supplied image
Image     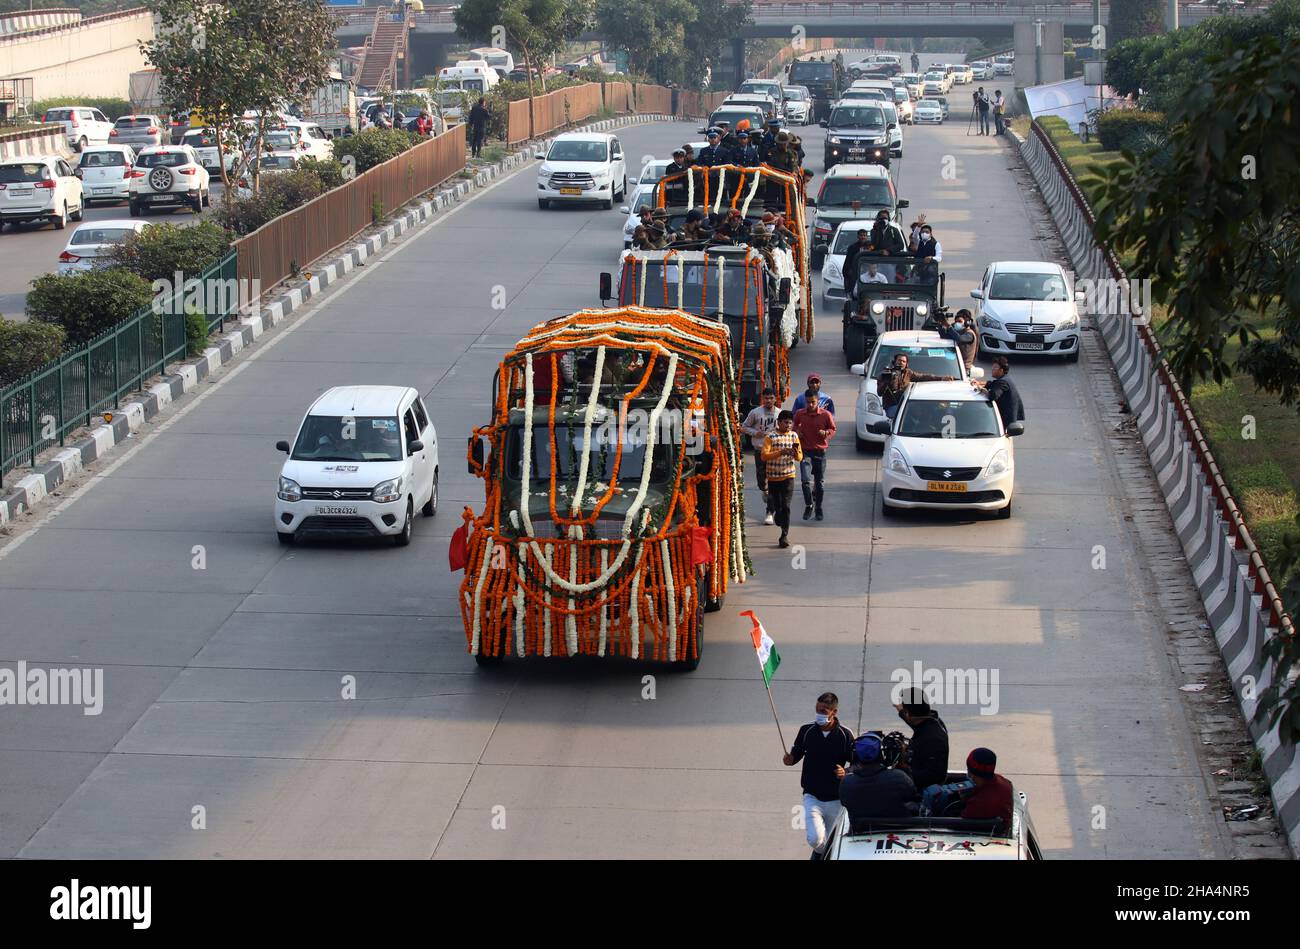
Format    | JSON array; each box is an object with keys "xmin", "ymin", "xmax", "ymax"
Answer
[{"xmin": 0, "ymin": 105, "xmax": 1228, "ymax": 858}]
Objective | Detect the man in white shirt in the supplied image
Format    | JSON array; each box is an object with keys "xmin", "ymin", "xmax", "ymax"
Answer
[
  {"xmin": 739, "ymin": 388, "xmax": 780, "ymax": 524},
  {"xmin": 860, "ymin": 261, "xmax": 889, "ymax": 284}
]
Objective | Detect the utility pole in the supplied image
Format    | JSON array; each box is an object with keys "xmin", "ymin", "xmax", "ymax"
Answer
[
  {"xmin": 1169, "ymin": 0, "xmax": 1180, "ymax": 30},
  {"xmin": 1033, "ymin": 18, "xmax": 1044, "ymax": 87}
]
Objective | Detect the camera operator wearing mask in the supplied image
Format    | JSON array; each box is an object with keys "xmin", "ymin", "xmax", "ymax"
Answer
[
  {"xmin": 893, "ymin": 688, "xmax": 950, "ymax": 795},
  {"xmin": 938, "ymin": 308, "xmax": 978, "ymax": 371},
  {"xmin": 877, "ymin": 352, "xmax": 957, "ymax": 421}
]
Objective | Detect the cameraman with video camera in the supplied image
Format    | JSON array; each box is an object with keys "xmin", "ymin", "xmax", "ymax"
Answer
[
  {"xmin": 877, "ymin": 352, "xmax": 957, "ymax": 421},
  {"xmin": 894, "ymin": 688, "xmax": 950, "ymax": 795},
  {"xmin": 838, "ymin": 734, "xmax": 919, "ymax": 825}
]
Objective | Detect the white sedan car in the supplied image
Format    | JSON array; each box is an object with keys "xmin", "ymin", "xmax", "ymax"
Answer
[
  {"xmin": 57, "ymin": 219, "xmax": 149, "ymax": 273},
  {"xmin": 972, "ymin": 260, "xmax": 1085, "ymax": 362},
  {"xmin": 850, "ymin": 331, "xmax": 982, "ymax": 450},
  {"xmin": 914, "ymin": 100, "xmax": 944, "ymax": 124},
  {"xmin": 873, "ymin": 380, "xmax": 1021, "ymax": 518}
]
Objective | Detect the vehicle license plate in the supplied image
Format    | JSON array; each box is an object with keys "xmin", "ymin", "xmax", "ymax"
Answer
[
  {"xmin": 147, "ymin": 194, "xmax": 172, "ymax": 202},
  {"xmin": 93, "ymin": 188, "xmax": 113, "ymax": 195},
  {"xmin": 926, "ymin": 481, "xmax": 967, "ymax": 493},
  {"xmin": 315, "ymin": 505, "xmax": 358, "ymax": 515},
  {"xmin": 560, "ymin": 187, "xmax": 582, "ymax": 195},
  {"xmin": 848, "ymin": 149, "xmax": 865, "ymax": 156},
  {"xmin": 1016, "ymin": 342, "xmax": 1044, "ymax": 351}
]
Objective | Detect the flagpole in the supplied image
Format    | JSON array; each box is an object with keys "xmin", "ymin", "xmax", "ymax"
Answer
[{"xmin": 765, "ymin": 682, "xmax": 788, "ymax": 752}]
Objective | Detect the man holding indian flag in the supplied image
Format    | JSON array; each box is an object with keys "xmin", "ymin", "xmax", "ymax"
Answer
[{"xmin": 742, "ymin": 611, "xmax": 855, "ymax": 859}]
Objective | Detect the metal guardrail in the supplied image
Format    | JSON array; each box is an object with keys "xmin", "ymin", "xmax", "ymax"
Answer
[
  {"xmin": 741, "ymin": 0, "xmax": 1261, "ymax": 19},
  {"xmin": 1030, "ymin": 119, "xmax": 1293, "ymax": 638},
  {"xmin": 1, "ymin": 251, "xmax": 240, "ymax": 486}
]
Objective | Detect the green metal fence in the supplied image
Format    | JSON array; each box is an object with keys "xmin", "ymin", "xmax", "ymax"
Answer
[{"xmin": 0, "ymin": 250, "xmax": 240, "ymax": 487}]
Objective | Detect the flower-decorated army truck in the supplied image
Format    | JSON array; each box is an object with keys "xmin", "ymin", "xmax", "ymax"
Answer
[{"xmin": 456, "ymin": 307, "xmax": 750, "ymax": 669}]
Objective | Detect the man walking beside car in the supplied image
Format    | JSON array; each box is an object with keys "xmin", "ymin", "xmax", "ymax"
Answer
[
  {"xmin": 794, "ymin": 390, "xmax": 836, "ymax": 522},
  {"xmin": 975, "ymin": 356, "xmax": 1025, "ymax": 427}
]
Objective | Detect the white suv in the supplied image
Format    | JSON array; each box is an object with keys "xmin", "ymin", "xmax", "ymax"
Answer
[
  {"xmin": 537, "ymin": 132, "xmax": 627, "ymax": 210},
  {"xmin": 41, "ymin": 105, "xmax": 114, "ymax": 152},
  {"xmin": 0, "ymin": 155, "xmax": 84, "ymax": 231},
  {"xmin": 274, "ymin": 386, "xmax": 439, "ymax": 546},
  {"xmin": 128, "ymin": 145, "xmax": 210, "ymax": 216}
]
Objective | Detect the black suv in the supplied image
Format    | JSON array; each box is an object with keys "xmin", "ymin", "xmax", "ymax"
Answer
[{"xmin": 821, "ymin": 103, "xmax": 893, "ymax": 171}]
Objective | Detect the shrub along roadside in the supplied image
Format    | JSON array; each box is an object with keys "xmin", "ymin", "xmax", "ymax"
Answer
[
  {"xmin": 1094, "ymin": 109, "xmax": 1168, "ymax": 154},
  {"xmin": 0, "ymin": 320, "xmax": 66, "ymax": 389},
  {"xmin": 213, "ymin": 168, "xmax": 325, "ymax": 236},
  {"xmin": 108, "ymin": 221, "xmax": 232, "ymax": 285},
  {"xmin": 1036, "ymin": 116, "xmax": 1125, "ymax": 194},
  {"xmin": 331, "ymin": 127, "xmax": 421, "ymax": 174},
  {"xmin": 26, "ymin": 269, "xmax": 155, "ymax": 346}
]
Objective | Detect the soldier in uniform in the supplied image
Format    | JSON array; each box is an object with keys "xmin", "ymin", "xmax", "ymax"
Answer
[
  {"xmin": 758, "ymin": 117, "xmax": 783, "ymax": 163},
  {"xmin": 697, "ymin": 128, "xmax": 726, "ymax": 167},
  {"xmin": 733, "ymin": 129, "xmax": 760, "ymax": 167}
]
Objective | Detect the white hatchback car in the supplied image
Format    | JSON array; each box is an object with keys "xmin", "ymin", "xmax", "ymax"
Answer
[
  {"xmin": 537, "ymin": 132, "xmax": 628, "ymax": 210},
  {"xmin": 275, "ymin": 386, "xmax": 439, "ymax": 546},
  {"xmin": 128, "ymin": 144, "xmax": 210, "ymax": 216},
  {"xmin": 873, "ymin": 380, "xmax": 1021, "ymax": 518},
  {"xmin": 972, "ymin": 260, "xmax": 1085, "ymax": 362},
  {"xmin": 850, "ymin": 331, "xmax": 982, "ymax": 449},
  {"xmin": 77, "ymin": 145, "xmax": 137, "ymax": 204},
  {"xmin": 0, "ymin": 155, "xmax": 84, "ymax": 230},
  {"xmin": 58, "ymin": 219, "xmax": 149, "ymax": 274}
]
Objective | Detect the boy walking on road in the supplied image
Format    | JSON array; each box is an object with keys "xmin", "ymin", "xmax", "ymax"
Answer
[{"xmin": 761, "ymin": 410, "xmax": 802, "ymax": 548}]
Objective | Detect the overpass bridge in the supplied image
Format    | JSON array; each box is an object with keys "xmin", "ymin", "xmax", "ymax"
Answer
[
  {"xmin": 0, "ymin": 7, "xmax": 153, "ymax": 101},
  {"xmin": 336, "ymin": 1, "xmax": 1266, "ymax": 89}
]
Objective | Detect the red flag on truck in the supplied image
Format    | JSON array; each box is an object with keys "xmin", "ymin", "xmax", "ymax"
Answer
[
  {"xmin": 449, "ymin": 523, "xmax": 468, "ymax": 572},
  {"xmin": 691, "ymin": 525, "xmax": 712, "ymax": 565}
]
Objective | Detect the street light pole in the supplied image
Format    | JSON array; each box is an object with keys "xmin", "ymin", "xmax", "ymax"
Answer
[
  {"xmin": 1033, "ymin": 18, "xmax": 1044, "ymax": 87},
  {"xmin": 1169, "ymin": 0, "xmax": 1180, "ymax": 30}
]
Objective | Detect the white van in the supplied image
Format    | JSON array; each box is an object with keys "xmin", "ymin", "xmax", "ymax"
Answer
[
  {"xmin": 438, "ymin": 61, "xmax": 500, "ymax": 96},
  {"xmin": 274, "ymin": 386, "xmax": 439, "ymax": 547},
  {"xmin": 468, "ymin": 46, "xmax": 515, "ymax": 78}
]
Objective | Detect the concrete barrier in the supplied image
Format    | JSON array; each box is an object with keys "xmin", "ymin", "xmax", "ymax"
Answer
[
  {"xmin": 0, "ymin": 124, "xmax": 71, "ymax": 161},
  {"xmin": 1018, "ymin": 125, "xmax": 1300, "ymax": 857}
]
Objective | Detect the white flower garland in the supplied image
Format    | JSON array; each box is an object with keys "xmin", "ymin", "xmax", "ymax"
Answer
[
  {"xmin": 686, "ymin": 168, "xmax": 694, "ymax": 209},
  {"xmin": 661, "ymin": 537, "xmax": 678, "ymax": 662},
  {"xmin": 542, "ymin": 544, "xmax": 554, "ymax": 656},
  {"xmin": 628, "ymin": 542, "xmax": 646, "ymax": 658},
  {"xmin": 569, "ymin": 345, "xmax": 606, "ymax": 516},
  {"xmin": 598, "ymin": 547, "xmax": 610, "ymax": 657},
  {"xmin": 470, "ymin": 537, "xmax": 495, "ymax": 654},
  {"xmin": 717, "ymin": 255, "xmax": 725, "ymax": 316},
  {"xmin": 677, "ymin": 257, "xmax": 684, "ymax": 311},
  {"xmin": 712, "ymin": 166, "xmax": 726, "ymax": 214},
  {"xmin": 514, "ymin": 545, "xmax": 526, "ymax": 657},
  {"xmin": 519, "ymin": 352, "xmax": 536, "ymax": 538},
  {"xmin": 739, "ymin": 166, "xmax": 763, "ymax": 218},
  {"xmin": 566, "ymin": 531, "xmax": 578, "ymax": 655}
]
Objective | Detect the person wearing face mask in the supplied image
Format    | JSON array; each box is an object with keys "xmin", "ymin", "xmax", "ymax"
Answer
[
  {"xmin": 938, "ymin": 308, "xmax": 977, "ymax": 370},
  {"xmin": 893, "ymin": 688, "xmax": 950, "ymax": 795},
  {"xmin": 870, "ymin": 209, "xmax": 904, "ymax": 256},
  {"xmin": 913, "ymin": 224, "xmax": 941, "ymax": 284},
  {"xmin": 783, "ymin": 691, "xmax": 856, "ymax": 858}
]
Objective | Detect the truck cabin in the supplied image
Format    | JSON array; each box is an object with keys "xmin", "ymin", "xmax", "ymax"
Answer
[{"xmin": 614, "ymin": 249, "xmax": 771, "ymax": 410}]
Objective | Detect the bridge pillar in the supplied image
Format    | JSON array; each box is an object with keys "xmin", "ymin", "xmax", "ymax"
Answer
[
  {"xmin": 1013, "ymin": 19, "xmax": 1064, "ymax": 90},
  {"xmin": 732, "ymin": 36, "xmax": 745, "ymax": 89}
]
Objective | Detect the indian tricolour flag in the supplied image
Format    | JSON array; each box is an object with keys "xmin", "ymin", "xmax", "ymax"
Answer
[{"xmin": 740, "ymin": 610, "xmax": 780, "ymax": 686}]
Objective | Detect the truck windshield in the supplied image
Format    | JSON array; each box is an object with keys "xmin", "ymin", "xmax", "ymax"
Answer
[
  {"xmin": 820, "ymin": 178, "xmax": 893, "ymax": 209},
  {"xmin": 791, "ymin": 62, "xmax": 834, "ymax": 81},
  {"xmin": 506, "ymin": 424, "xmax": 676, "ymax": 483},
  {"xmin": 829, "ymin": 106, "xmax": 885, "ymax": 129},
  {"xmin": 624, "ymin": 261, "xmax": 759, "ymax": 315},
  {"xmin": 292, "ymin": 416, "xmax": 403, "ymax": 461}
]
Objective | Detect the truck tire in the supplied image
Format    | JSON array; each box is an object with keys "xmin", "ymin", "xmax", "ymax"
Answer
[{"xmin": 844, "ymin": 325, "xmax": 866, "ymax": 369}]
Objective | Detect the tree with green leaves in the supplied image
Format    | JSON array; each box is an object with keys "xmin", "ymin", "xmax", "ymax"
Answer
[
  {"xmin": 454, "ymin": 0, "xmax": 594, "ymax": 136},
  {"xmin": 595, "ymin": 0, "xmax": 692, "ymax": 83},
  {"xmin": 140, "ymin": 0, "xmax": 335, "ymax": 195},
  {"xmin": 1109, "ymin": 0, "xmax": 1166, "ymax": 46},
  {"xmin": 684, "ymin": 0, "xmax": 752, "ymax": 90},
  {"xmin": 1092, "ymin": 34, "xmax": 1300, "ymax": 743}
]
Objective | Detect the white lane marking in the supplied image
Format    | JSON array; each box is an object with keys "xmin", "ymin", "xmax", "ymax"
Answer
[{"xmin": 0, "ymin": 156, "xmax": 540, "ymax": 563}]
